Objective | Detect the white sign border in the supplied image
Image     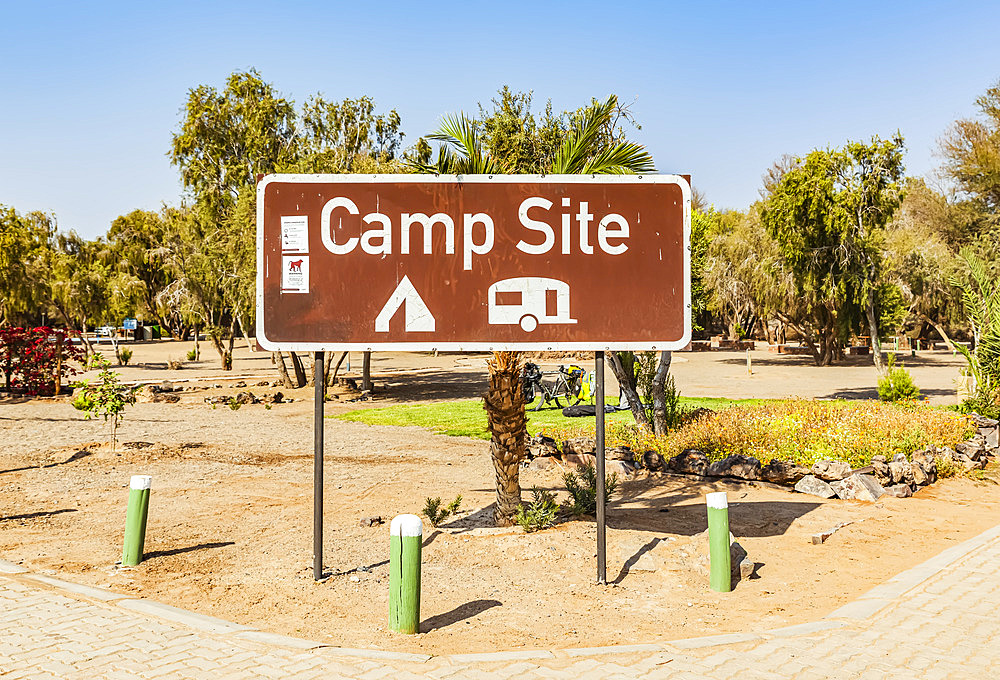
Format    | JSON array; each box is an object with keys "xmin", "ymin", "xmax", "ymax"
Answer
[{"xmin": 256, "ymin": 173, "xmax": 691, "ymax": 352}]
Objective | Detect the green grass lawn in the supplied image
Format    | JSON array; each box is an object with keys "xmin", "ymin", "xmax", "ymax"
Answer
[{"xmin": 335, "ymin": 396, "xmax": 765, "ymax": 440}]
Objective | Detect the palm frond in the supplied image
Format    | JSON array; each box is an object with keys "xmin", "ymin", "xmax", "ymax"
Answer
[{"xmin": 582, "ymin": 142, "xmax": 656, "ymax": 175}]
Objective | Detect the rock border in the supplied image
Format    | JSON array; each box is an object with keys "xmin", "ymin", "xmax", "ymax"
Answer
[{"xmin": 526, "ymin": 413, "xmax": 999, "ymax": 503}]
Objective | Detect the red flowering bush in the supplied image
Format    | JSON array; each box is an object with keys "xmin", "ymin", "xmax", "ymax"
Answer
[{"xmin": 0, "ymin": 327, "xmax": 85, "ymax": 396}]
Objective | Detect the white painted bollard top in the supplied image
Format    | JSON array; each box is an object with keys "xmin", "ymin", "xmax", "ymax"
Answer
[
  {"xmin": 390, "ymin": 514, "xmax": 423, "ymax": 537},
  {"xmin": 706, "ymin": 491, "xmax": 728, "ymax": 509},
  {"xmin": 130, "ymin": 475, "xmax": 152, "ymax": 490}
]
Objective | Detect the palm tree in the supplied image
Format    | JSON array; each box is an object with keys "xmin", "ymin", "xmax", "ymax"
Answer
[{"xmin": 415, "ymin": 95, "xmax": 655, "ymax": 526}]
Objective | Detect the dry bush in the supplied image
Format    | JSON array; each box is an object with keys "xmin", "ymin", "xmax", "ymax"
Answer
[{"xmin": 542, "ymin": 400, "xmax": 972, "ymax": 468}]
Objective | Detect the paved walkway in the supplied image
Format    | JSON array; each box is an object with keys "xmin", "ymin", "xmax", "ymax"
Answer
[{"xmin": 2, "ymin": 523, "xmax": 999, "ymax": 679}]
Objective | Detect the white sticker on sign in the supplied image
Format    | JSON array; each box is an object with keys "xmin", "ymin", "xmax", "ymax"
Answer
[
  {"xmin": 282, "ymin": 255, "xmax": 309, "ymax": 294},
  {"xmin": 281, "ymin": 216, "xmax": 309, "ymax": 253}
]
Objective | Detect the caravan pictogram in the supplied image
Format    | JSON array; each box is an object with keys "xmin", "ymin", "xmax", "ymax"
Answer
[{"xmin": 487, "ymin": 277, "xmax": 577, "ymax": 333}]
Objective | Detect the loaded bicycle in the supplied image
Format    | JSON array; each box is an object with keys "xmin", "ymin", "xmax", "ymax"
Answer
[{"xmin": 522, "ymin": 362, "xmax": 588, "ymax": 410}]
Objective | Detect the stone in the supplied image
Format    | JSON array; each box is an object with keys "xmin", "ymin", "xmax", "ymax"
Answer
[
  {"xmin": 136, "ymin": 385, "xmax": 179, "ymax": 403},
  {"xmin": 255, "ymin": 380, "xmax": 270, "ymax": 387},
  {"xmin": 739, "ymin": 558, "xmax": 756, "ymax": 581},
  {"xmin": 956, "ymin": 440, "xmax": 985, "ymax": 461},
  {"xmin": 811, "ymin": 460, "xmax": 851, "ymax": 481},
  {"xmin": 892, "ymin": 452, "xmax": 907, "ymax": 464},
  {"xmin": 234, "ymin": 391, "xmax": 257, "ymax": 405},
  {"xmin": 707, "ymin": 454, "xmax": 762, "ymax": 480},
  {"xmin": 911, "ymin": 462, "xmax": 928, "ymax": 486},
  {"xmin": 761, "ymin": 459, "xmax": 810, "ymax": 485},
  {"xmin": 358, "ymin": 516, "xmax": 383, "ymax": 527},
  {"xmin": 605, "ymin": 460, "xmax": 636, "ymax": 478},
  {"xmin": 669, "ymin": 449, "xmax": 709, "ymax": 476},
  {"xmin": 888, "ymin": 461, "xmax": 905, "ymax": 484},
  {"xmin": 526, "ymin": 438, "xmax": 559, "ymax": 458},
  {"xmin": 981, "ymin": 427, "xmax": 999, "ymax": 451},
  {"xmin": 830, "ymin": 473, "xmax": 885, "ymax": 502},
  {"xmin": 901, "ymin": 462, "xmax": 915, "ymax": 486},
  {"xmin": 234, "ymin": 381, "xmax": 247, "ymax": 388},
  {"xmin": 812, "ymin": 521, "xmax": 854, "ymax": 544},
  {"xmin": 883, "ymin": 484, "xmax": 913, "ymax": 498},
  {"xmin": 971, "ymin": 413, "xmax": 998, "ymax": 428},
  {"xmin": 562, "ymin": 453, "xmax": 596, "ymax": 469},
  {"xmin": 607, "ymin": 446, "xmax": 635, "ymax": 462},
  {"xmin": 794, "ymin": 475, "xmax": 836, "ymax": 499},
  {"xmin": 730, "ymin": 542, "xmax": 749, "ymax": 581},
  {"xmin": 870, "ymin": 455, "xmax": 891, "ymax": 485},
  {"xmin": 528, "ymin": 456, "xmax": 556, "ymax": 471},
  {"xmin": 562, "ymin": 437, "xmax": 596, "ymax": 457},
  {"xmin": 911, "ymin": 449, "xmax": 936, "ymax": 473},
  {"xmin": 642, "ymin": 451, "xmax": 664, "ymax": 471},
  {"xmin": 264, "ymin": 392, "xmax": 284, "ymax": 404}
]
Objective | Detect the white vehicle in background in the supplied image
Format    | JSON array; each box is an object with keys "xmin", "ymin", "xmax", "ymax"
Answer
[{"xmin": 487, "ymin": 277, "xmax": 577, "ymax": 332}]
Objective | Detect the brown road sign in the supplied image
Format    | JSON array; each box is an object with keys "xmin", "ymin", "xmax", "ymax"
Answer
[{"xmin": 256, "ymin": 174, "xmax": 690, "ymax": 351}]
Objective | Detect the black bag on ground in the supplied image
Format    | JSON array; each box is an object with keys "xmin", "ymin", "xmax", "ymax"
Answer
[{"xmin": 562, "ymin": 404, "xmax": 597, "ymax": 417}]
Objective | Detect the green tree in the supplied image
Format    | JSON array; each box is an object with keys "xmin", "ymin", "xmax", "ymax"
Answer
[
  {"xmin": 759, "ymin": 136, "xmax": 906, "ymax": 369},
  {"xmin": 939, "ymin": 80, "xmax": 1000, "ymax": 214},
  {"xmin": 105, "ymin": 210, "xmax": 179, "ymax": 336},
  {"xmin": 170, "ymin": 70, "xmax": 298, "ymax": 368}
]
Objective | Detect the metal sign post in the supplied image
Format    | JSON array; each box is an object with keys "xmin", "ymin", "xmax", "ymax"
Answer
[
  {"xmin": 595, "ymin": 351, "xmax": 607, "ymax": 585},
  {"xmin": 313, "ymin": 350, "xmax": 325, "ymax": 580}
]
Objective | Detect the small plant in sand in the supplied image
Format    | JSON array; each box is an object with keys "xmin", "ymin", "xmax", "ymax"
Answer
[
  {"xmin": 514, "ymin": 487, "xmax": 559, "ymax": 532},
  {"xmin": 186, "ymin": 349, "xmax": 198, "ymax": 361},
  {"xmin": 563, "ymin": 463, "xmax": 618, "ymax": 516},
  {"xmin": 877, "ymin": 353, "xmax": 921, "ymax": 402},
  {"xmin": 72, "ymin": 355, "xmax": 138, "ymax": 452},
  {"xmin": 228, "ymin": 397, "xmax": 241, "ymax": 411},
  {"xmin": 116, "ymin": 346, "xmax": 133, "ymax": 366},
  {"xmin": 423, "ymin": 495, "xmax": 462, "ymax": 527},
  {"xmin": 935, "ymin": 453, "xmax": 958, "ymax": 479}
]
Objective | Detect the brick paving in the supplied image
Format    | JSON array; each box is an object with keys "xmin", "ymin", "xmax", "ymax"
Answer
[{"xmin": 2, "ymin": 524, "xmax": 999, "ymax": 679}]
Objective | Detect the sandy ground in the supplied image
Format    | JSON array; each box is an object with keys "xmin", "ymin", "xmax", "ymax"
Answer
[{"xmin": 0, "ymin": 340, "xmax": 996, "ymax": 654}]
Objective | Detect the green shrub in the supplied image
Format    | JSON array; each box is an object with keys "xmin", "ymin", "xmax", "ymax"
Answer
[
  {"xmin": 877, "ymin": 354, "xmax": 921, "ymax": 402},
  {"xmin": 563, "ymin": 463, "xmax": 619, "ymax": 516},
  {"xmin": 71, "ymin": 391, "xmax": 94, "ymax": 412},
  {"xmin": 228, "ymin": 398, "xmax": 241, "ymax": 411},
  {"xmin": 186, "ymin": 349, "xmax": 198, "ymax": 361},
  {"xmin": 514, "ymin": 487, "xmax": 559, "ymax": 532},
  {"xmin": 423, "ymin": 495, "xmax": 462, "ymax": 527},
  {"xmin": 116, "ymin": 347, "xmax": 133, "ymax": 366}
]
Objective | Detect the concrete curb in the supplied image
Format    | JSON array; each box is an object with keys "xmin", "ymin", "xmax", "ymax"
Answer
[
  {"xmin": 0, "ymin": 559, "xmax": 28, "ymax": 574},
  {"xmin": 22, "ymin": 574, "xmax": 133, "ymax": 602},
  {"xmin": 118, "ymin": 599, "xmax": 254, "ymax": 634},
  {"xmin": 1, "ymin": 521, "xmax": 998, "ymax": 663},
  {"xmin": 448, "ymin": 650, "xmax": 555, "ymax": 663}
]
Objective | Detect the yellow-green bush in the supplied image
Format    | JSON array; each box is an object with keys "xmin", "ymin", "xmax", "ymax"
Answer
[{"xmin": 539, "ymin": 400, "xmax": 972, "ymax": 469}]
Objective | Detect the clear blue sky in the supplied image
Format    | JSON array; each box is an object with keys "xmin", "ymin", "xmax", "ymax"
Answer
[{"xmin": 3, "ymin": 0, "xmax": 999, "ymax": 239}]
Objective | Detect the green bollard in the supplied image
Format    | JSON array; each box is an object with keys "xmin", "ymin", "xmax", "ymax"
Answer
[
  {"xmin": 122, "ymin": 475, "xmax": 151, "ymax": 566},
  {"xmin": 707, "ymin": 491, "xmax": 731, "ymax": 593},
  {"xmin": 389, "ymin": 514, "xmax": 422, "ymax": 634}
]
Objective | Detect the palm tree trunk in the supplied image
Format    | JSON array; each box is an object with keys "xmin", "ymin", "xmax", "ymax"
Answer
[{"xmin": 484, "ymin": 351, "xmax": 527, "ymax": 526}]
